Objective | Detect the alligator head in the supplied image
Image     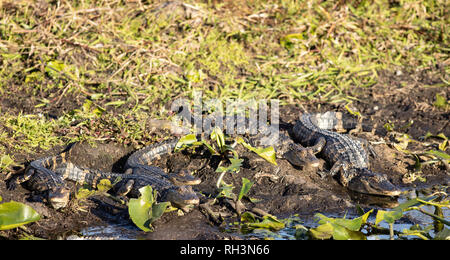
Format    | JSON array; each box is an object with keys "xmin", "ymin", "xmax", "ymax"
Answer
[
  {"xmin": 48, "ymin": 186, "xmax": 71, "ymax": 209},
  {"xmin": 163, "ymin": 185, "xmax": 199, "ymax": 211},
  {"xmin": 168, "ymin": 169, "xmax": 202, "ymax": 186},
  {"xmin": 284, "ymin": 145, "xmax": 321, "ymax": 169},
  {"xmin": 345, "ymin": 169, "xmax": 401, "ymax": 197}
]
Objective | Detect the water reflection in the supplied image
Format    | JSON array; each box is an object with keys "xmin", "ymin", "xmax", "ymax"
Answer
[{"xmin": 74, "ymin": 186, "xmax": 448, "ymax": 240}]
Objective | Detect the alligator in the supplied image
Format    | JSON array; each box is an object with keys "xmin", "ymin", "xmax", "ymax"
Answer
[
  {"xmin": 54, "ymin": 161, "xmax": 199, "ymax": 211},
  {"xmin": 176, "ymin": 109, "xmax": 322, "ymax": 169},
  {"xmin": 291, "ymin": 111, "xmax": 401, "ymax": 196},
  {"xmin": 7, "ymin": 151, "xmax": 200, "ymax": 210},
  {"xmin": 124, "ymin": 138, "xmax": 202, "ymax": 186},
  {"xmin": 7, "ymin": 157, "xmax": 71, "ymax": 209}
]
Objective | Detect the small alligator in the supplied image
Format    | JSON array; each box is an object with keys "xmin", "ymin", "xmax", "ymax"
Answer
[
  {"xmin": 291, "ymin": 111, "xmax": 401, "ymax": 196},
  {"xmin": 8, "ymin": 150, "xmax": 200, "ymax": 210},
  {"xmin": 7, "ymin": 157, "xmax": 71, "ymax": 209},
  {"xmin": 178, "ymin": 110, "xmax": 322, "ymax": 169},
  {"xmin": 125, "ymin": 138, "xmax": 202, "ymax": 186},
  {"xmin": 54, "ymin": 161, "xmax": 199, "ymax": 211}
]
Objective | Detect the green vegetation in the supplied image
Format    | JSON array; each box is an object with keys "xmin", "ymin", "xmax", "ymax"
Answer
[
  {"xmin": 0, "ymin": 0, "xmax": 448, "ymax": 239},
  {"xmin": 232, "ymin": 194, "xmax": 449, "ymax": 240},
  {"xmin": 128, "ymin": 185, "xmax": 170, "ymax": 232},
  {"xmin": 0, "ymin": 197, "xmax": 41, "ymax": 230},
  {"xmin": 0, "ymin": 0, "xmax": 448, "ymax": 160},
  {"xmin": 175, "ymin": 128, "xmax": 273, "ymax": 199}
]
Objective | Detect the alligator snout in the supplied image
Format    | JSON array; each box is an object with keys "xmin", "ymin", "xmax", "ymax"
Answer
[{"xmin": 347, "ymin": 170, "xmax": 401, "ymax": 197}]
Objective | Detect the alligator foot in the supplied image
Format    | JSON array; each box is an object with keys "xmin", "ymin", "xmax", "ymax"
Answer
[{"xmin": 6, "ymin": 168, "xmax": 34, "ymax": 190}]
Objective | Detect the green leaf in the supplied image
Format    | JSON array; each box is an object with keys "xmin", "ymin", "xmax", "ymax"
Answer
[
  {"xmin": 394, "ymin": 197, "xmax": 422, "ymax": 211},
  {"xmin": 344, "ymin": 104, "xmax": 362, "ymax": 117},
  {"xmin": 210, "ymin": 127, "xmax": 226, "ymax": 152},
  {"xmin": 96, "ymin": 179, "xmax": 113, "ymax": 192},
  {"xmin": 241, "ymin": 214, "xmax": 285, "ymax": 231},
  {"xmin": 238, "ymin": 177, "xmax": 254, "ymax": 201},
  {"xmin": 75, "ymin": 188, "xmax": 96, "ymax": 200},
  {"xmin": 228, "ymin": 157, "xmax": 244, "ymax": 173},
  {"xmin": 237, "ymin": 138, "xmax": 277, "ymax": 165},
  {"xmin": 280, "ymin": 33, "xmax": 304, "ymax": 50},
  {"xmin": 104, "ymin": 100, "xmax": 126, "ymax": 107},
  {"xmin": 216, "ymin": 157, "xmax": 243, "ymax": 174},
  {"xmin": 174, "ymin": 134, "xmax": 198, "ymax": 152},
  {"xmin": 240, "ymin": 211, "xmax": 257, "ymax": 223},
  {"xmin": 424, "ymin": 150, "xmax": 450, "ymax": 161},
  {"xmin": 294, "ymin": 224, "xmax": 309, "ymax": 240},
  {"xmin": 401, "ymin": 224, "xmax": 432, "ymax": 240},
  {"xmin": 19, "ymin": 233, "xmax": 46, "ymax": 240},
  {"xmin": 375, "ymin": 210, "xmax": 403, "ymax": 225},
  {"xmin": 128, "ymin": 185, "xmax": 170, "ymax": 232},
  {"xmin": 315, "ymin": 210, "xmax": 372, "ymax": 231},
  {"xmin": 424, "ymin": 132, "xmax": 448, "ymax": 151},
  {"xmin": 383, "ymin": 122, "xmax": 395, "ymax": 132},
  {"xmin": 433, "ymin": 93, "xmax": 448, "ymax": 109},
  {"xmin": 0, "ymin": 201, "xmax": 41, "ymax": 230},
  {"xmin": 309, "ymin": 222, "xmax": 334, "ymax": 240},
  {"xmin": 0, "ymin": 154, "xmax": 15, "ymax": 170},
  {"xmin": 252, "ymin": 146, "xmax": 277, "ymax": 165},
  {"xmin": 149, "ymin": 201, "xmax": 171, "ymax": 224},
  {"xmin": 331, "ymin": 225, "xmax": 366, "ymax": 240},
  {"xmin": 216, "ymin": 181, "xmax": 235, "ymax": 199},
  {"xmin": 312, "ymin": 211, "xmax": 373, "ymax": 240},
  {"xmin": 45, "ymin": 60, "xmax": 66, "ymax": 78},
  {"xmin": 200, "ymin": 140, "xmax": 219, "ymax": 155}
]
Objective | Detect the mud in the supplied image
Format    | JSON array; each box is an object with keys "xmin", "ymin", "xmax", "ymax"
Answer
[{"xmin": 0, "ymin": 69, "xmax": 449, "ymax": 240}]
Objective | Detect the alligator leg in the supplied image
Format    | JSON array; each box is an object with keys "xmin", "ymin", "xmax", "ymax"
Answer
[
  {"xmin": 321, "ymin": 160, "xmax": 350, "ymax": 181},
  {"xmin": 352, "ymin": 137, "xmax": 377, "ymax": 159},
  {"xmin": 363, "ymin": 140, "xmax": 377, "ymax": 159},
  {"xmin": 116, "ymin": 179, "xmax": 135, "ymax": 197},
  {"xmin": 6, "ymin": 168, "xmax": 35, "ymax": 190},
  {"xmin": 111, "ymin": 179, "xmax": 135, "ymax": 203},
  {"xmin": 320, "ymin": 160, "xmax": 355, "ymax": 187}
]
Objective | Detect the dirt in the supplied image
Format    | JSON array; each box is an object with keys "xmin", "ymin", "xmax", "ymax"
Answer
[{"xmin": 0, "ymin": 69, "xmax": 449, "ymax": 240}]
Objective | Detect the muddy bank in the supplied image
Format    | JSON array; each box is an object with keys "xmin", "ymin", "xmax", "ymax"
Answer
[
  {"xmin": 1, "ymin": 69, "xmax": 449, "ymax": 239},
  {"xmin": 1, "ymin": 114, "xmax": 448, "ymax": 240}
]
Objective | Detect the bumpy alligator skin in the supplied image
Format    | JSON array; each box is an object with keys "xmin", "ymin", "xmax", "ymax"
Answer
[
  {"xmin": 7, "ymin": 156, "xmax": 71, "ymax": 209},
  {"xmin": 292, "ymin": 112, "xmax": 401, "ymax": 196},
  {"xmin": 125, "ymin": 138, "xmax": 201, "ymax": 186},
  {"xmin": 8, "ymin": 145, "xmax": 199, "ymax": 210},
  {"xmin": 180, "ymin": 111, "xmax": 322, "ymax": 168},
  {"xmin": 54, "ymin": 161, "xmax": 199, "ymax": 210}
]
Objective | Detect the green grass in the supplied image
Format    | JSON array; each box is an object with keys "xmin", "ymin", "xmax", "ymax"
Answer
[{"xmin": 0, "ymin": 0, "xmax": 448, "ymax": 162}]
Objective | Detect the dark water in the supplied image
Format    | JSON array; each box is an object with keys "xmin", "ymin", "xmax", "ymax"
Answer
[{"xmin": 73, "ymin": 188, "xmax": 449, "ymax": 240}]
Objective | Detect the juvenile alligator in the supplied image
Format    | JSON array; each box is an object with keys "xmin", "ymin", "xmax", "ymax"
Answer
[
  {"xmin": 291, "ymin": 112, "xmax": 401, "ymax": 196},
  {"xmin": 125, "ymin": 138, "xmax": 202, "ymax": 186},
  {"xmin": 7, "ymin": 156, "xmax": 71, "ymax": 209},
  {"xmin": 54, "ymin": 161, "xmax": 199, "ymax": 211},
  {"xmin": 177, "ymin": 110, "xmax": 322, "ymax": 168},
  {"xmin": 8, "ymin": 150, "xmax": 200, "ymax": 210}
]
